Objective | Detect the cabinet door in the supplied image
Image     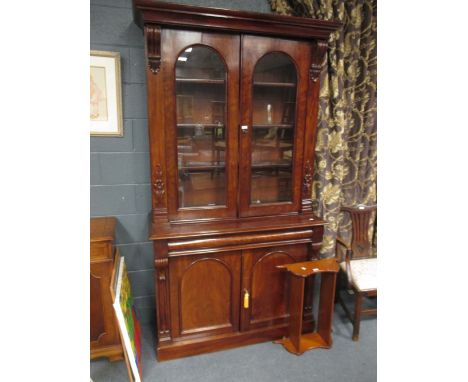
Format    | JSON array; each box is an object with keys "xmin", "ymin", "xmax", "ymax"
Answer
[
  {"xmin": 162, "ymin": 29, "xmax": 240, "ymax": 221},
  {"xmin": 90, "ymin": 260, "xmax": 120, "ymax": 349},
  {"xmin": 169, "ymin": 252, "xmax": 241, "ymax": 338},
  {"xmin": 239, "ymin": 35, "xmax": 311, "ymax": 217},
  {"xmin": 240, "ymin": 244, "xmax": 309, "ymax": 331}
]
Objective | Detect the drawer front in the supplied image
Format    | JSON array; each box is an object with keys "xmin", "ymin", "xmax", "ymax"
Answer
[
  {"xmin": 167, "ymin": 225, "xmax": 324, "ymax": 256},
  {"xmin": 90, "ymin": 242, "xmax": 112, "ymax": 261}
]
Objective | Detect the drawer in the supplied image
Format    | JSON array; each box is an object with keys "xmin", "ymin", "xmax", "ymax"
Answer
[
  {"xmin": 90, "ymin": 242, "xmax": 112, "ymax": 261},
  {"xmin": 168, "ymin": 226, "xmax": 324, "ymax": 256}
]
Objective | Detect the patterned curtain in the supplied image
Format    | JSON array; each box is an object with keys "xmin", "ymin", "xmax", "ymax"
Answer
[{"xmin": 270, "ymin": 0, "xmax": 377, "ymax": 257}]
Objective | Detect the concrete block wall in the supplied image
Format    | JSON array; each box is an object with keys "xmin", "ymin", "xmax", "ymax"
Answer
[{"xmin": 90, "ymin": 0, "xmax": 272, "ymax": 324}]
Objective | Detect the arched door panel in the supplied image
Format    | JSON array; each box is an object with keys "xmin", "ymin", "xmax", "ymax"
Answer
[
  {"xmin": 169, "ymin": 252, "xmax": 241, "ymax": 337},
  {"xmin": 240, "ymin": 244, "xmax": 309, "ymax": 331}
]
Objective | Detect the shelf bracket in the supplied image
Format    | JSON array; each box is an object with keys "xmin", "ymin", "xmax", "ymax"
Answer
[
  {"xmin": 144, "ymin": 24, "xmax": 161, "ymax": 74},
  {"xmin": 309, "ymin": 40, "xmax": 328, "ymax": 82}
]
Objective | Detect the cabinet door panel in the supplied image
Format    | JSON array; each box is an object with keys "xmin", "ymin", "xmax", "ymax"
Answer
[
  {"xmin": 162, "ymin": 29, "xmax": 240, "ymax": 221},
  {"xmin": 239, "ymin": 35, "xmax": 311, "ymax": 217},
  {"xmin": 90, "ymin": 261, "xmax": 120, "ymax": 348},
  {"xmin": 241, "ymin": 244, "xmax": 308, "ymax": 331},
  {"xmin": 90, "ymin": 272, "xmax": 105, "ymax": 342},
  {"xmin": 169, "ymin": 252, "xmax": 241, "ymax": 337}
]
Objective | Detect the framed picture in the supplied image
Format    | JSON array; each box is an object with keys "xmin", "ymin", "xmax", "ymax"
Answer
[{"xmin": 90, "ymin": 50, "xmax": 123, "ymax": 136}]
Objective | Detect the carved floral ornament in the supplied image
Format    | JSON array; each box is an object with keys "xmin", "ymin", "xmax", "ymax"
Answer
[
  {"xmin": 153, "ymin": 164, "xmax": 165, "ymax": 206},
  {"xmin": 303, "ymin": 160, "xmax": 313, "ymax": 194}
]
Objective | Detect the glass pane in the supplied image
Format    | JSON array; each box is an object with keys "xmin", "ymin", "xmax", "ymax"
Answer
[
  {"xmin": 175, "ymin": 46, "xmax": 227, "ymax": 208},
  {"xmin": 251, "ymin": 53, "xmax": 296, "ymax": 204}
]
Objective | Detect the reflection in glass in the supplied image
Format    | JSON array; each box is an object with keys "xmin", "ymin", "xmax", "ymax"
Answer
[
  {"xmin": 175, "ymin": 46, "xmax": 227, "ymax": 208},
  {"xmin": 250, "ymin": 53, "xmax": 297, "ymax": 204}
]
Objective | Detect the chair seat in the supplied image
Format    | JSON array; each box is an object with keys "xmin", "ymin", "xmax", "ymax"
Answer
[{"xmin": 340, "ymin": 258, "xmax": 377, "ymax": 291}]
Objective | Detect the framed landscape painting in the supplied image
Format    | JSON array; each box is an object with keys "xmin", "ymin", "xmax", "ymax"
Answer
[{"xmin": 90, "ymin": 50, "xmax": 123, "ymax": 136}]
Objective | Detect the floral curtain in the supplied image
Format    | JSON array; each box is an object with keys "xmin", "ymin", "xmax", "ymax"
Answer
[{"xmin": 270, "ymin": 0, "xmax": 377, "ymax": 257}]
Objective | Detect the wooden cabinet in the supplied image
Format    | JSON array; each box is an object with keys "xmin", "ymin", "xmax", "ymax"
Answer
[
  {"xmin": 90, "ymin": 217, "xmax": 123, "ymax": 361},
  {"xmin": 132, "ymin": 0, "xmax": 340, "ymax": 360}
]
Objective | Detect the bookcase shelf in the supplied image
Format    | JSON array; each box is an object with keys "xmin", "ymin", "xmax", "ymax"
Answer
[
  {"xmin": 253, "ymin": 124, "xmax": 294, "ymax": 129},
  {"xmin": 253, "ymin": 81, "xmax": 296, "ymax": 88},
  {"xmin": 177, "ymin": 123, "xmax": 224, "ymax": 128},
  {"xmin": 176, "ymin": 78, "xmax": 225, "ymax": 85}
]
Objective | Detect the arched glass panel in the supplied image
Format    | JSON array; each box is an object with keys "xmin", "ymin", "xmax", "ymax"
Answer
[
  {"xmin": 175, "ymin": 46, "xmax": 227, "ymax": 208},
  {"xmin": 250, "ymin": 53, "xmax": 297, "ymax": 204}
]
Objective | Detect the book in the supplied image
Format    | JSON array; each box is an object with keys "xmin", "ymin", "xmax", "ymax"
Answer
[{"xmin": 113, "ymin": 256, "xmax": 142, "ymax": 382}]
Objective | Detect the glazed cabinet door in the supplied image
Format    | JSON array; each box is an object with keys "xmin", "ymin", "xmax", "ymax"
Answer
[
  {"xmin": 169, "ymin": 252, "xmax": 241, "ymax": 338},
  {"xmin": 240, "ymin": 244, "xmax": 309, "ymax": 331},
  {"xmin": 239, "ymin": 35, "xmax": 311, "ymax": 217},
  {"xmin": 162, "ymin": 29, "xmax": 240, "ymax": 221}
]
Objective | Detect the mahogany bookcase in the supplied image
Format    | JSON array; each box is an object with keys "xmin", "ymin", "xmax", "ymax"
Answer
[{"xmin": 132, "ymin": 0, "xmax": 341, "ymax": 360}]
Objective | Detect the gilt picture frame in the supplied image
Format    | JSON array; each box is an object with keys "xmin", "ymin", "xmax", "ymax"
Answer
[{"xmin": 90, "ymin": 50, "xmax": 123, "ymax": 136}]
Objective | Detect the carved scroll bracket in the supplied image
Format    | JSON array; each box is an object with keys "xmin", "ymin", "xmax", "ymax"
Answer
[
  {"xmin": 155, "ymin": 258, "xmax": 168, "ymax": 281},
  {"xmin": 144, "ymin": 24, "xmax": 161, "ymax": 74},
  {"xmin": 153, "ymin": 164, "xmax": 165, "ymax": 207},
  {"xmin": 154, "ymin": 254, "xmax": 171, "ymax": 339},
  {"xmin": 309, "ymin": 40, "xmax": 328, "ymax": 82}
]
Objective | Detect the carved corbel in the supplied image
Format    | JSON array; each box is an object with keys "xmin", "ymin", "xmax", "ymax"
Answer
[
  {"xmin": 144, "ymin": 24, "xmax": 161, "ymax": 74},
  {"xmin": 309, "ymin": 40, "xmax": 328, "ymax": 82},
  {"xmin": 154, "ymin": 242, "xmax": 171, "ymax": 340},
  {"xmin": 154, "ymin": 258, "xmax": 168, "ymax": 281},
  {"xmin": 152, "ymin": 164, "xmax": 165, "ymax": 207}
]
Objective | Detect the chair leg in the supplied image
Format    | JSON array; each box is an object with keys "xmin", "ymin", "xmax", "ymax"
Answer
[{"xmin": 352, "ymin": 291, "xmax": 363, "ymax": 341}]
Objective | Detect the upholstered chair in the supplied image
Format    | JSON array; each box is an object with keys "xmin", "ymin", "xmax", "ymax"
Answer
[{"xmin": 335, "ymin": 204, "xmax": 377, "ymax": 341}]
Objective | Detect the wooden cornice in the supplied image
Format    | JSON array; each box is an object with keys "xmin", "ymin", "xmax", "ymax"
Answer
[{"xmin": 133, "ymin": 0, "xmax": 341, "ymax": 41}]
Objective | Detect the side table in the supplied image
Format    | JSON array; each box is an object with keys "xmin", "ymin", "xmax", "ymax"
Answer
[{"xmin": 275, "ymin": 258, "xmax": 339, "ymax": 355}]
